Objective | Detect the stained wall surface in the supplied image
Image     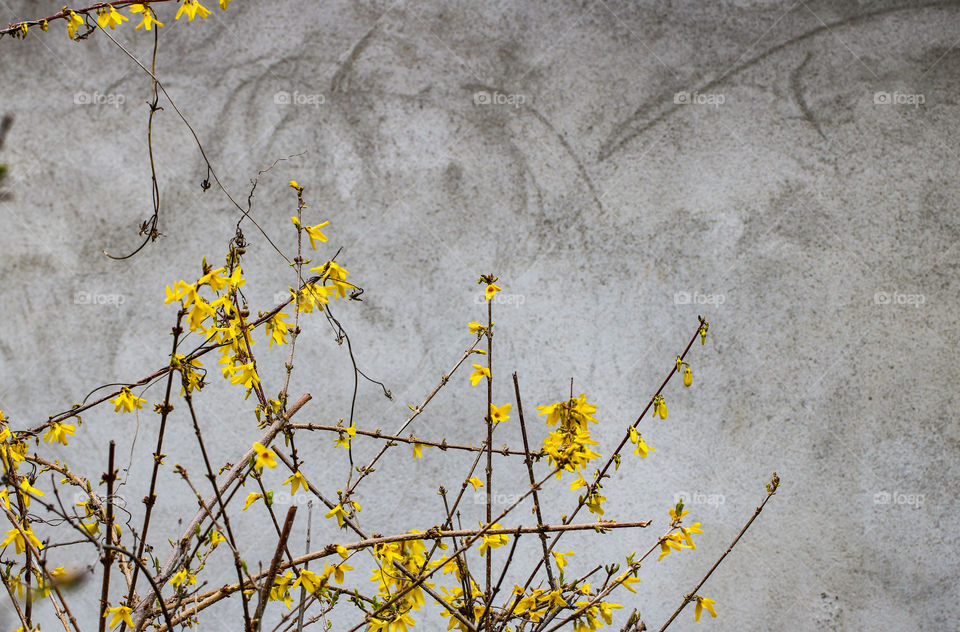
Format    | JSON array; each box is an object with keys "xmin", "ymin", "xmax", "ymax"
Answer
[{"xmin": 1, "ymin": 1, "xmax": 958, "ymax": 630}]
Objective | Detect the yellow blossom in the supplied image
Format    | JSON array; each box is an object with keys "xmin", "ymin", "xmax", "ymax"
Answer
[
  {"xmin": 485, "ymin": 284, "xmax": 501, "ymax": 301},
  {"xmin": 252, "ymin": 443, "xmax": 276, "ymax": 470},
  {"xmin": 242, "ymin": 492, "xmax": 263, "ymax": 511},
  {"xmin": 104, "ymin": 605, "xmax": 133, "ymax": 629},
  {"xmin": 111, "ymin": 387, "xmax": 146, "ymax": 413},
  {"xmin": 129, "ymin": 4, "xmax": 164, "ymax": 30},
  {"xmin": 334, "ymin": 422, "xmax": 356, "ymax": 449},
  {"xmin": 18, "ymin": 478, "xmax": 44, "ymax": 506},
  {"xmin": 44, "ymin": 422, "xmax": 75, "ymax": 445},
  {"xmin": 284, "ymin": 471, "xmax": 309, "ymax": 495},
  {"xmin": 170, "ymin": 568, "xmax": 197, "ymax": 589},
  {"xmin": 694, "ymin": 596, "xmax": 717, "ymax": 622},
  {"xmin": 468, "ymin": 322, "xmax": 484, "ymax": 334},
  {"xmin": 66, "ymin": 10, "xmax": 84, "ymax": 39},
  {"xmin": 469, "ymin": 364, "xmax": 490, "ymax": 386},
  {"xmin": 96, "ymin": 5, "xmax": 128, "ymax": 29},
  {"xmin": 175, "ymin": 0, "xmax": 211, "ymax": 21},
  {"xmin": 478, "ymin": 524, "xmax": 509, "ymax": 556},
  {"xmin": 551, "ymin": 550, "xmax": 574, "ymax": 571},
  {"xmin": 467, "ymin": 477, "xmax": 483, "ymax": 491},
  {"xmin": 489, "ymin": 403, "xmax": 511, "ymax": 424},
  {"xmin": 1, "ymin": 522, "xmax": 42, "ymax": 555},
  {"xmin": 303, "ymin": 221, "xmax": 330, "ymax": 250},
  {"xmin": 326, "ymin": 503, "xmax": 348, "ymax": 527}
]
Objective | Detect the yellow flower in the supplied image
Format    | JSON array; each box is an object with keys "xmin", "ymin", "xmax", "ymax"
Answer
[
  {"xmin": 219, "ymin": 0, "xmax": 231, "ymax": 9},
  {"xmin": 210, "ymin": 530, "xmax": 226, "ymax": 547},
  {"xmin": 289, "ymin": 180, "xmax": 301, "ymax": 190},
  {"xmin": 266, "ymin": 311, "xmax": 291, "ymax": 347},
  {"xmin": 412, "ymin": 442, "xmax": 425, "ymax": 459},
  {"xmin": 1, "ymin": 523, "xmax": 42, "ymax": 555},
  {"xmin": 176, "ymin": 0, "xmax": 211, "ymax": 21},
  {"xmin": 96, "ymin": 5, "xmax": 128, "ymax": 29},
  {"xmin": 551, "ymin": 550, "xmax": 574, "ymax": 571},
  {"xmin": 242, "ymin": 492, "xmax": 263, "ymax": 511},
  {"xmin": 616, "ymin": 572, "xmax": 642, "ymax": 593},
  {"xmin": 336, "ymin": 544, "xmax": 349, "ymax": 559},
  {"xmin": 334, "ymin": 422, "xmax": 356, "ymax": 449},
  {"xmin": 657, "ymin": 533, "xmax": 684, "ymax": 561},
  {"xmin": 326, "ymin": 503, "xmax": 348, "ymax": 527},
  {"xmin": 585, "ymin": 492, "xmax": 606, "ymax": 516},
  {"xmin": 680, "ymin": 522, "xmax": 703, "ymax": 549},
  {"xmin": 129, "ymin": 4, "xmax": 164, "ymax": 30},
  {"xmin": 478, "ymin": 523, "xmax": 509, "ymax": 556},
  {"xmin": 227, "ymin": 362, "xmax": 260, "ymax": 390},
  {"xmin": 699, "ymin": 321, "xmax": 709, "ymax": 345},
  {"xmin": 629, "ymin": 427, "xmax": 654, "ymax": 458},
  {"xmin": 303, "ymin": 221, "xmax": 330, "ymax": 250},
  {"xmin": 104, "ymin": 605, "xmax": 134, "ymax": 629},
  {"xmin": 18, "ymin": 478, "xmax": 44, "ymax": 506},
  {"xmin": 484, "ymin": 284, "xmax": 501, "ymax": 301},
  {"xmin": 669, "ymin": 505, "xmax": 689, "ymax": 522},
  {"xmin": 694, "ymin": 596, "xmax": 717, "ymax": 622},
  {"xmin": 468, "ymin": 322, "xmax": 484, "ymax": 334},
  {"xmin": 66, "ymin": 10, "xmax": 84, "ymax": 39},
  {"xmin": 489, "ymin": 403, "xmax": 511, "ymax": 424},
  {"xmin": 252, "ymin": 443, "xmax": 276, "ymax": 470},
  {"xmin": 111, "ymin": 387, "xmax": 146, "ymax": 413},
  {"xmin": 284, "ymin": 471, "xmax": 309, "ymax": 495},
  {"xmin": 467, "ymin": 477, "xmax": 484, "ymax": 491},
  {"xmin": 44, "ymin": 422, "xmax": 75, "ymax": 446},
  {"xmin": 684, "ymin": 365, "xmax": 693, "ymax": 387},
  {"xmin": 469, "ymin": 364, "xmax": 490, "ymax": 386},
  {"xmin": 170, "ymin": 568, "xmax": 197, "ymax": 589}
]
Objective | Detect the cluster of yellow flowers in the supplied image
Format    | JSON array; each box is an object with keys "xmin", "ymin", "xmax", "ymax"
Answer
[
  {"xmin": 368, "ymin": 537, "xmax": 432, "ymax": 631},
  {"xmin": 537, "ymin": 395, "xmax": 606, "ymax": 514},
  {"xmin": 7, "ymin": 1, "xmax": 233, "ymax": 41}
]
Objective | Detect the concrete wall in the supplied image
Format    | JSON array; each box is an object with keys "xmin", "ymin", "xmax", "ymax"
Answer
[{"xmin": 1, "ymin": 1, "xmax": 957, "ymax": 630}]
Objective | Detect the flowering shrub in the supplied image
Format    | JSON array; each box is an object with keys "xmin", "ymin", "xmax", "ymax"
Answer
[{"xmin": 0, "ymin": 4, "xmax": 779, "ymax": 632}]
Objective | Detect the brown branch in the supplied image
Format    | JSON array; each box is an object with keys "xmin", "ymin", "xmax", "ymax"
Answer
[
  {"xmin": 288, "ymin": 423, "xmax": 539, "ymax": 457},
  {"xmin": 658, "ymin": 476, "xmax": 780, "ymax": 632}
]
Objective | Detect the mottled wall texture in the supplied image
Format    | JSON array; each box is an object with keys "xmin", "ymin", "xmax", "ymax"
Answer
[{"xmin": 1, "ymin": 1, "xmax": 958, "ymax": 630}]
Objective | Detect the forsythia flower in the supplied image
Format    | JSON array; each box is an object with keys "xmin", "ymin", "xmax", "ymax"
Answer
[
  {"xmin": 485, "ymin": 284, "xmax": 501, "ymax": 301},
  {"xmin": 266, "ymin": 311, "xmax": 291, "ymax": 347},
  {"xmin": 66, "ymin": 10, "xmax": 84, "ymax": 39},
  {"xmin": 334, "ymin": 422, "xmax": 356, "ymax": 449},
  {"xmin": 284, "ymin": 471, "xmax": 309, "ymax": 495},
  {"xmin": 628, "ymin": 426, "xmax": 654, "ymax": 458},
  {"xmin": 96, "ymin": 5, "xmax": 128, "ymax": 29},
  {"xmin": 468, "ymin": 322, "xmax": 484, "ymax": 334},
  {"xmin": 694, "ymin": 596, "xmax": 717, "ymax": 622},
  {"xmin": 684, "ymin": 365, "xmax": 693, "ymax": 387},
  {"xmin": 242, "ymin": 492, "xmax": 263, "ymax": 511},
  {"xmin": 176, "ymin": 0, "xmax": 212, "ymax": 21},
  {"xmin": 289, "ymin": 180, "xmax": 301, "ymax": 190},
  {"xmin": 551, "ymin": 550, "xmax": 574, "ymax": 571},
  {"xmin": 478, "ymin": 523, "xmax": 509, "ymax": 556},
  {"xmin": 111, "ymin": 387, "xmax": 146, "ymax": 413},
  {"xmin": 303, "ymin": 221, "xmax": 330, "ymax": 250},
  {"xmin": 252, "ymin": 442, "xmax": 276, "ymax": 470},
  {"xmin": 466, "ymin": 477, "xmax": 484, "ymax": 491},
  {"xmin": 1, "ymin": 523, "xmax": 43, "ymax": 555},
  {"xmin": 469, "ymin": 364, "xmax": 490, "ymax": 386},
  {"xmin": 43, "ymin": 422, "xmax": 75, "ymax": 445},
  {"xmin": 657, "ymin": 532, "xmax": 685, "ymax": 561},
  {"xmin": 412, "ymin": 442, "xmax": 425, "ymax": 459},
  {"xmin": 219, "ymin": 0, "xmax": 231, "ymax": 8},
  {"xmin": 18, "ymin": 478, "xmax": 44, "ymax": 506},
  {"xmin": 489, "ymin": 403, "xmax": 511, "ymax": 424},
  {"xmin": 326, "ymin": 503, "xmax": 348, "ymax": 527},
  {"xmin": 129, "ymin": 4, "xmax": 164, "ymax": 30},
  {"xmin": 170, "ymin": 568, "xmax": 197, "ymax": 589},
  {"xmin": 104, "ymin": 605, "xmax": 134, "ymax": 629}
]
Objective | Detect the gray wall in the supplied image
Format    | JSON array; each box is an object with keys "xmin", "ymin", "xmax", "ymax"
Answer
[{"xmin": 1, "ymin": 1, "xmax": 958, "ymax": 630}]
